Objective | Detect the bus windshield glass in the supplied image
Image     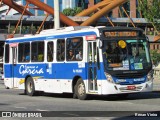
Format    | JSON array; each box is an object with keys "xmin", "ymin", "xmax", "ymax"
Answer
[{"xmin": 102, "ymin": 39, "xmax": 151, "ymax": 71}]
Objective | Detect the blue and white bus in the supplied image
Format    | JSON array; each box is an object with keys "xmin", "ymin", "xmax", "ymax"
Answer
[{"xmin": 4, "ymin": 26, "xmax": 153, "ymax": 100}]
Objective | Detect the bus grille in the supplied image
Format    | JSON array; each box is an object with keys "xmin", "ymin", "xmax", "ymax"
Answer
[{"xmin": 113, "ymin": 73, "xmax": 145, "ymax": 79}]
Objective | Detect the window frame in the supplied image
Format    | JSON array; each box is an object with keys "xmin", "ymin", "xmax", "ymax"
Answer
[
  {"xmin": 66, "ymin": 37, "xmax": 83, "ymax": 61},
  {"xmin": 47, "ymin": 41, "xmax": 54, "ymax": 62},
  {"xmin": 5, "ymin": 44, "xmax": 9, "ymax": 63},
  {"xmin": 56, "ymin": 39, "xmax": 65, "ymax": 61},
  {"xmin": 18, "ymin": 42, "xmax": 30, "ymax": 63},
  {"xmin": 31, "ymin": 41, "xmax": 45, "ymax": 62}
]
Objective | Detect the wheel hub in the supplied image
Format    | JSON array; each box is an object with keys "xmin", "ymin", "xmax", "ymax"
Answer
[
  {"xmin": 78, "ymin": 83, "xmax": 85, "ymax": 96},
  {"xmin": 27, "ymin": 81, "xmax": 32, "ymax": 93}
]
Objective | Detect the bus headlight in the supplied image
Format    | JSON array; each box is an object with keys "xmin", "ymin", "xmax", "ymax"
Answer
[
  {"xmin": 105, "ymin": 73, "xmax": 114, "ymax": 83},
  {"xmin": 147, "ymin": 70, "xmax": 153, "ymax": 81}
]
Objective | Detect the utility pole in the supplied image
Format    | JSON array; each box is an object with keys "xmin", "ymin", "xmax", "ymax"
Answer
[{"xmin": 54, "ymin": 0, "xmax": 60, "ymax": 29}]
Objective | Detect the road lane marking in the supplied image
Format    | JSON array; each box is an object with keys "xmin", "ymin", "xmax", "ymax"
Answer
[
  {"xmin": 62, "ymin": 112, "xmax": 79, "ymax": 117},
  {"xmin": 36, "ymin": 109, "xmax": 49, "ymax": 111},
  {"xmin": 14, "ymin": 106, "xmax": 27, "ymax": 109}
]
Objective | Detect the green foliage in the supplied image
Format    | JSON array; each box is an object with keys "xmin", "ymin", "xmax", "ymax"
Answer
[
  {"xmin": 62, "ymin": 8, "xmax": 74, "ymax": 16},
  {"xmin": 73, "ymin": 7, "xmax": 83, "ymax": 15},
  {"xmin": 62, "ymin": 7, "xmax": 83, "ymax": 16},
  {"xmin": 138, "ymin": 0, "xmax": 160, "ymax": 33},
  {"xmin": 150, "ymin": 49, "xmax": 160, "ymax": 65}
]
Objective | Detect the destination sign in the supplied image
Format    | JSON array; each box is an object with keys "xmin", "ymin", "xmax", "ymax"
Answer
[{"xmin": 103, "ymin": 31, "xmax": 137, "ymax": 37}]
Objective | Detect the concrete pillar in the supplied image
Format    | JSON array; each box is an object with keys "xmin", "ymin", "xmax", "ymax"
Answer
[
  {"xmin": 112, "ymin": 7, "xmax": 119, "ymax": 18},
  {"xmin": 88, "ymin": 0, "xmax": 94, "ymax": 8},
  {"xmin": 130, "ymin": 0, "xmax": 136, "ymax": 18}
]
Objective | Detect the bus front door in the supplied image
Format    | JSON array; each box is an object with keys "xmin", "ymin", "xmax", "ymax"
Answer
[
  {"xmin": 11, "ymin": 47, "xmax": 18, "ymax": 88},
  {"xmin": 88, "ymin": 41, "xmax": 98, "ymax": 92}
]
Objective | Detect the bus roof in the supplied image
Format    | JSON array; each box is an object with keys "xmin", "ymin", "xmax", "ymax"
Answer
[
  {"xmin": 6, "ymin": 26, "xmax": 101, "ymax": 44},
  {"xmin": 5, "ymin": 26, "xmax": 144, "ymax": 44}
]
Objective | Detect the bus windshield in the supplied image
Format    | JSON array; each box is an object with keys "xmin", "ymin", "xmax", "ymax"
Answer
[{"xmin": 102, "ymin": 39, "xmax": 151, "ymax": 71}]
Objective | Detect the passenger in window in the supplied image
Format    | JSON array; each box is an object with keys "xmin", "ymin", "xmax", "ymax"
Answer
[
  {"xmin": 68, "ymin": 50, "xmax": 75, "ymax": 60},
  {"xmin": 112, "ymin": 42, "xmax": 122, "ymax": 63},
  {"xmin": 76, "ymin": 51, "xmax": 82, "ymax": 60},
  {"xmin": 130, "ymin": 49, "xmax": 142, "ymax": 63},
  {"xmin": 32, "ymin": 55, "xmax": 37, "ymax": 61},
  {"xmin": 103, "ymin": 44, "xmax": 112, "ymax": 55},
  {"xmin": 112, "ymin": 42, "xmax": 120, "ymax": 54},
  {"xmin": 103, "ymin": 44, "xmax": 113, "ymax": 63},
  {"xmin": 25, "ymin": 53, "xmax": 30, "ymax": 62},
  {"xmin": 38, "ymin": 54, "xmax": 44, "ymax": 62},
  {"xmin": 22, "ymin": 56, "xmax": 26, "ymax": 62}
]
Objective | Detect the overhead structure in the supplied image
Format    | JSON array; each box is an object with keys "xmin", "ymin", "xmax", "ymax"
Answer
[
  {"xmin": 79, "ymin": 0, "xmax": 128, "ymax": 26},
  {"xmin": 2, "ymin": 0, "xmax": 33, "ymax": 15},
  {"xmin": 1, "ymin": 0, "xmax": 79, "ymax": 26},
  {"xmin": 1, "ymin": 0, "xmax": 159, "ymax": 40},
  {"xmin": 26, "ymin": 0, "xmax": 79, "ymax": 26},
  {"xmin": 1, "ymin": 0, "xmax": 129, "ymax": 26},
  {"xmin": 76, "ymin": 0, "xmax": 113, "ymax": 17}
]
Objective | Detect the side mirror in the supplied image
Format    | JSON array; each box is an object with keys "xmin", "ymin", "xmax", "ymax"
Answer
[
  {"xmin": 98, "ymin": 40, "xmax": 103, "ymax": 48},
  {"xmin": 146, "ymin": 37, "xmax": 150, "ymax": 49}
]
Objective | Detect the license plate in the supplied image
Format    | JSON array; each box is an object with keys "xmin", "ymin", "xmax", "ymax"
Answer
[{"xmin": 127, "ymin": 86, "xmax": 136, "ymax": 90}]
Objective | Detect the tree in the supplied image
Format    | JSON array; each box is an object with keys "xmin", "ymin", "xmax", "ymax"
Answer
[
  {"xmin": 62, "ymin": 7, "xmax": 82, "ymax": 16},
  {"xmin": 62, "ymin": 8, "xmax": 75, "ymax": 16},
  {"xmin": 150, "ymin": 50, "xmax": 160, "ymax": 66},
  {"xmin": 138, "ymin": 0, "xmax": 160, "ymax": 35},
  {"xmin": 73, "ymin": 7, "xmax": 83, "ymax": 15}
]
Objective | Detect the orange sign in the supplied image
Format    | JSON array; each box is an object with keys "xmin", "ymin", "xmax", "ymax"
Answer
[{"xmin": 104, "ymin": 31, "xmax": 137, "ymax": 37}]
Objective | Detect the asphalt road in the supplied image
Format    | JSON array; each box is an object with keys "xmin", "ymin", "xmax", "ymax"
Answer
[{"xmin": 0, "ymin": 78, "xmax": 160, "ymax": 120}]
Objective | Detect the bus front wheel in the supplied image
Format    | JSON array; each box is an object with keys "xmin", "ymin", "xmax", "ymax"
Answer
[
  {"xmin": 75, "ymin": 79, "xmax": 88, "ymax": 100},
  {"xmin": 25, "ymin": 77, "xmax": 36, "ymax": 96}
]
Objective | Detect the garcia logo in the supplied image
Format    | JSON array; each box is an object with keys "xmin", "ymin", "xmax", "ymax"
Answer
[{"xmin": 19, "ymin": 65, "xmax": 44, "ymax": 76}]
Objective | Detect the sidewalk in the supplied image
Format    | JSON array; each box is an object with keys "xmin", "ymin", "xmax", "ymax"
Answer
[{"xmin": 153, "ymin": 75, "xmax": 160, "ymax": 91}]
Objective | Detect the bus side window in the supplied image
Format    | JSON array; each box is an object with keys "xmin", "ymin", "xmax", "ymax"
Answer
[
  {"xmin": 31, "ymin": 41, "xmax": 44, "ymax": 62},
  {"xmin": 5, "ymin": 44, "xmax": 9, "ymax": 63},
  {"xmin": 18, "ymin": 42, "xmax": 30, "ymax": 62},
  {"xmin": 66, "ymin": 37, "xmax": 83, "ymax": 61},
  {"xmin": 57, "ymin": 39, "xmax": 65, "ymax": 61},
  {"xmin": 47, "ymin": 41, "xmax": 54, "ymax": 62}
]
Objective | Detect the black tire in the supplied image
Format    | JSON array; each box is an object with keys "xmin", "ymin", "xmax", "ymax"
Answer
[
  {"xmin": 73, "ymin": 85, "xmax": 77, "ymax": 99},
  {"xmin": 75, "ymin": 79, "xmax": 88, "ymax": 100},
  {"xmin": 25, "ymin": 77, "xmax": 37, "ymax": 96},
  {"xmin": 5, "ymin": 86, "xmax": 9, "ymax": 89}
]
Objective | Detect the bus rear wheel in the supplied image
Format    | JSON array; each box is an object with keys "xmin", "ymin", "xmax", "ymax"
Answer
[
  {"xmin": 75, "ymin": 79, "xmax": 88, "ymax": 100},
  {"xmin": 25, "ymin": 77, "xmax": 37, "ymax": 96}
]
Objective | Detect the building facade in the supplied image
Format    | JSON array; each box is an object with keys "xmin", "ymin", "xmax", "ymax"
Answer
[
  {"xmin": 0, "ymin": 0, "xmax": 141, "ymax": 17},
  {"xmin": 0, "ymin": 0, "xmax": 63, "ymax": 16}
]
